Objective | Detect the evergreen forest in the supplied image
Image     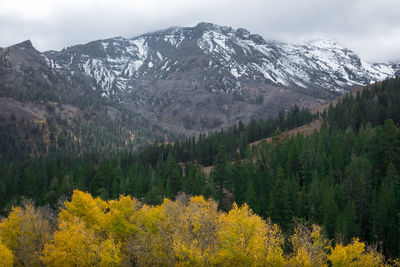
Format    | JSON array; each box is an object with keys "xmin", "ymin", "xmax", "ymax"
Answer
[{"xmin": 1, "ymin": 78, "xmax": 400, "ymax": 265}]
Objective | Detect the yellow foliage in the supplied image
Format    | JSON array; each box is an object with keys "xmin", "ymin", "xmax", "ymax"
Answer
[
  {"xmin": 99, "ymin": 237, "xmax": 122, "ymax": 267},
  {"xmin": 42, "ymin": 217, "xmax": 122, "ymax": 266},
  {"xmin": 0, "ymin": 206, "xmax": 22, "ymax": 251},
  {"xmin": 0, "ymin": 190, "xmax": 397, "ymax": 266},
  {"xmin": 213, "ymin": 203, "xmax": 285, "ymax": 266},
  {"xmin": 44, "ymin": 191, "xmax": 132, "ymax": 266},
  {"xmin": 329, "ymin": 238, "xmax": 387, "ymax": 267},
  {"xmin": 42, "ymin": 217, "xmax": 100, "ymax": 266},
  {"xmin": 105, "ymin": 195, "xmax": 140, "ymax": 239},
  {"xmin": 0, "ymin": 203, "xmax": 52, "ymax": 266},
  {"xmin": 127, "ymin": 203, "xmax": 167, "ymax": 265},
  {"xmin": 291, "ymin": 248, "xmax": 313, "ymax": 267},
  {"xmin": 60, "ymin": 190, "xmax": 140, "ymax": 240},
  {"xmin": 0, "ymin": 238, "xmax": 13, "ymax": 267},
  {"xmin": 289, "ymin": 224, "xmax": 330, "ymax": 267},
  {"xmin": 173, "ymin": 196, "xmax": 219, "ymax": 266},
  {"xmin": 130, "ymin": 198, "xmax": 185, "ymax": 266},
  {"xmin": 59, "ymin": 190, "xmax": 108, "ymax": 232}
]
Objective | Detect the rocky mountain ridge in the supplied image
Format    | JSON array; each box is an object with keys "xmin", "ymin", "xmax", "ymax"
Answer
[
  {"xmin": 3, "ymin": 22, "xmax": 400, "ymax": 134},
  {"xmin": 42, "ymin": 22, "xmax": 399, "ymax": 132},
  {"xmin": 46, "ymin": 23, "xmax": 399, "ymax": 96}
]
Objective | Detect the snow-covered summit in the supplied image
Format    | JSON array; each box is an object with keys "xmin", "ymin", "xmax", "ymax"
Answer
[
  {"xmin": 39, "ymin": 22, "xmax": 400, "ymax": 132},
  {"xmin": 44, "ymin": 22, "xmax": 400, "ymax": 99}
]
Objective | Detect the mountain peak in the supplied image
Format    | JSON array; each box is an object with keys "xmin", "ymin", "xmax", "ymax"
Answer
[
  {"xmin": 195, "ymin": 22, "xmax": 215, "ymax": 29},
  {"xmin": 4, "ymin": 39, "xmax": 46, "ymax": 71},
  {"xmin": 305, "ymin": 38, "xmax": 341, "ymax": 49},
  {"xmin": 235, "ymin": 28, "xmax": 251, "ymax": 38},
  {"xmin": 45, "ymin": 23, "xmax": 400, "ymax": 102},
  {"xmin": 194, "ymin": 22, "xmax": 232, "ymax": 32},
  {"xmin": 12, "ymin": 40, "xmax": 34, "ymax": 50},
  {"xmin": 138, "ymin": 26, "xmax": 183, "ymax": 38}
]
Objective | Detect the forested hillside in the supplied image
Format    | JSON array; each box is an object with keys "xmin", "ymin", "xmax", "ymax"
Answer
[
  {"xmin": 0, "ymin": 41, "xmax": 173, "ymax": 161},
  {"xmin": 1, "ymin": 78, "xmax": 400, "ymax": 264},
  {"xmin": 0, "ymin": 104, "xmax": 315, "ymax": 212}
]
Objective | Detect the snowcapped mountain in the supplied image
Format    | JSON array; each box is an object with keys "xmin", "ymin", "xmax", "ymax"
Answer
[
  {"xmin": 43, "ymin": 22, "xmax": 400, "ymax": 132},
  {"xmin": 45, "ymin": 23, "xmax": 399, "ymax": 96}
]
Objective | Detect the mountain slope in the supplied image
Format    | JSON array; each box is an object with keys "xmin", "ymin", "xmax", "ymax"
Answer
[
  {"xmin": 0, "ymin": 40, "xmax": 170, "ymax": 160},
  {"xmin": 44, "ymin": 22, "xmax": 400, "ymax": 132}
]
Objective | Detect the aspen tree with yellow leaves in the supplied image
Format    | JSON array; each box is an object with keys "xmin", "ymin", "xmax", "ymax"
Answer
[
  {"xmin": 288, "ymin": 224, "xmax": 330, "ymax": 267},
  {"xmin": 0, "ymin": 202, "xmax": 52, "ymax": 266},
  {"xmin": 172, "ymin": 196, "xmax": 220, "ymax": 266},
  {"xmin": 0, "ymin": 190, "xmax": 396, "ymax": 266},
  {"xmin": 212, "ymin": 203, "xmax": 286, "ymax": 266},
  {"xmin": 328, "ymin": 238, "xmax": 388, "ymax": 267},
  {"xmin": 0, "ymin": 239, "xmax": 13, "ymax": 267}
]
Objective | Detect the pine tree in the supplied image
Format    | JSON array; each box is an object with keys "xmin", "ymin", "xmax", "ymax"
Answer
[
  {"xmin": 287, "ymin": 175, "xmax": 299, "ymax": 219},
  {"xmin": 244, "ymin": 178, "xmax": 257, "ymax": 212},
  {"xmin": 211, "ymin": 145, "xmax": 230, "ymax": 207},
  {"xmin": 145, "ymin": 171, "xmax": 163, "ymax": 205},
  {"xmin": 321, "ymin": 188, "xmax": 338, "ymax": 239},
  {"xmin": 336, "ymin": 201, "xmax": 358, "ymax": 244},
  {"xmin": 45, "ymin": 177, "xmax": 60, "ymax": 204},
  {"xmin": 269, "ymin": 167, "xmax": 291, "ymax": 231},
  {"xmin": 183, "ymin": 165, "xmax": 205, "ymax": 195},
  {"xmin": 165, "ymin": 154, "xmax": 181, "ymax": 199},
  {"xmin": 374, "ymin": 162, "xmax": 399, "ymax": 256},
  {"xmin": 0, "ymin": 179, "xmax": 6, "ymax": 209},
  {"xmin": 308, "ymin": 175, "xmax": 322, "ymax": 223}
]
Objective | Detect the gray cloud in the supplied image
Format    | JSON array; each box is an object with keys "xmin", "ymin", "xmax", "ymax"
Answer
[{"xmin": 0, "ymin": 0, "xmax": 399, "ymax": 62}]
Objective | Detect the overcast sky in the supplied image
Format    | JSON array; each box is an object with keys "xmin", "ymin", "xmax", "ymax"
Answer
[{"xmin": 1, "ymin": 0, "xmax": 399, "ymax": 62}]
